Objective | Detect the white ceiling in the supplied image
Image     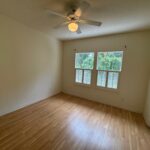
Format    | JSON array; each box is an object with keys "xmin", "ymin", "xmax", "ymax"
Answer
[{"xmin": 0, "ymin": 0, "xmax": 150, "ymax": 40}]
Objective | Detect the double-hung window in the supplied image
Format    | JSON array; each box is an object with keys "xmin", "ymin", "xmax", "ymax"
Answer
[
  {"xmin": 75, "ymin": 52, "xmax": 94, "ymax": 85},
  {"xmin": 96, "ymin": 51, "xmax": 123, "ymax": 89}
]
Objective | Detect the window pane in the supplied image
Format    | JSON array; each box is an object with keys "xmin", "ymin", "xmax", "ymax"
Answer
[
  {"xmin": 75, "ymin": 52, "xmax": 94, "ymax": 69},
  {"xmin": 75, "ymin": 69, "xmax": 83, "ymax": 83},
  {"xmin": 97, "ymin": 71, "xmax": 107, "ymax": 87},
  {"xmin": 83, "ymin": 70, "xmax": 91, "ymax": 85},
  {"xmin": 97, "ymin": 51, "xmax": 123, "ymax": 71},
  {"xmin": 107, "ymin": 72, "xmax": 119, "ymax": 89}
]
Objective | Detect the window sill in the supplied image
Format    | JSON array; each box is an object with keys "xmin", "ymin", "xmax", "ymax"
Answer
[
  {"xmin": 74, "ymin": 82, "xmax": 91, "ymax": 88},
  {"xmin": 95, "ymin": 86, "xmax": 120, "ymax": 93}
]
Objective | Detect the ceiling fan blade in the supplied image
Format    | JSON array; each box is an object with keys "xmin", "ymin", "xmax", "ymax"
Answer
[
  {"xmin": 54, "ymin": 22, "xmax": 69, "ymax": 29},
  {"xmin": 46, "ymin": 9, "xmax": 67, "ymax": 18},
  {"xmin": 76, "ymin": 26, "xmax": 82, "ymax": 34},
  {"xmin": 80, "ymin": 19, "xmax": 102, "ymax": 26},
  {"xmin": 75, "ymin": 8, "xmax": 82, "ymax": 17}
]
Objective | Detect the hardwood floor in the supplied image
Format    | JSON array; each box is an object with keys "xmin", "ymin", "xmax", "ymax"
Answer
[{"xmin": 0, "ymin": 93, "xmax": 150, "ymax": 150}]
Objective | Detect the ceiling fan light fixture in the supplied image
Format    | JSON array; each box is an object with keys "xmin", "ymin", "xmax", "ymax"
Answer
[{"xmin": 68, "ymin": 22, "xmax": 78, "ymax": 32}]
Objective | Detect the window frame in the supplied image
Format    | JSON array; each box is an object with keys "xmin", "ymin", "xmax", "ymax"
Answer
[
  {"xmin": 74, "ymin": 50, "xmax": 124, "ymax": 91},
  {"xmin": 96, "ymin": 50, "xmax": 124, "ymax": 91},
  {"xmin": 75, "ymin": 69, "xmax": 93, "ymax": 86},
  {"xmin": 96, "ymin": 70, "xmax": 122, "ymax": 91},
  {"xmin": 74, "ymin": 51, "xmax": 95, "ymax": 87}
]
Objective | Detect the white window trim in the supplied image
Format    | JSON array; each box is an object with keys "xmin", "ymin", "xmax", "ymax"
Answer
[
  {"xmin": 74, "ymin": 69, "xmax": 93, "ymax": 87},
  {"xmin": 95, "ymin": 50, "xmax": 124, "ymax": 91},
  {"xmin": 74, "ymin": 51, "xmax": 94, "ymax": 87},
  {"xmin": 74, "ymin": 50, "xmax": 124, "ymax": 91},
  {"xmin": 96, "ymin": 71, "xmax": 122, "ymax": 92}
]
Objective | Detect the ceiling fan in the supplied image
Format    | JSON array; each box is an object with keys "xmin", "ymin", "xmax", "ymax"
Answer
[{"xmin": 46, "ymin": 0, "xmax": 102, "ymax": 34}]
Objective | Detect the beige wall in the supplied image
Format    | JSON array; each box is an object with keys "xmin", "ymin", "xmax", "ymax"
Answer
[
  {"xmin": 62, "ymin": 31, "xmax": 150, "ymax": 113},
  {"xmin": 0, "ymin": 14, "xmax": 62, "ymax": 116},
  {"xmin": 0, "ymin": 13, "xmax": 149, "ymax": 116},
  {"xmin": 144, "ymin": 79, "xmax": 150, "ymax": 126},
  {"xmin": 144, "ymin": 49, "xmax": 150, "ymax": 126}
]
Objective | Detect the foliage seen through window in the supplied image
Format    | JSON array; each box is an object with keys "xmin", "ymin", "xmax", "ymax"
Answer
[{"xmin": 75, "ymin": 53, "xmax": 94, "ymax": 69}]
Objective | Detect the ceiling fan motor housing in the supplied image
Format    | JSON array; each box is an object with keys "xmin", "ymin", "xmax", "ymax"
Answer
[{"xmin": 67, "ymin": 14, "xmax": 79, "ymax": 23}]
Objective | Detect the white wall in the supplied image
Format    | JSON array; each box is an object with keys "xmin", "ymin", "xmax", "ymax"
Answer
[
  {"xmin": 62, "ymin": 31, "xmax": 150, "ymax": 113},
  {"xmin": 0, "ymin": 14, "xmax": 62, "ymax": 116}
]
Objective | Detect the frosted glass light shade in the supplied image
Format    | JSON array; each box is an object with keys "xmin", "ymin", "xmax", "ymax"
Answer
[{"xmin": 68, "ymin": 22, "xmax": 78, "ymax": 32}]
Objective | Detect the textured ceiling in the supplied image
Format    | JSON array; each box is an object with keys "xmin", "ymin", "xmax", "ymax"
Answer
[{"xmin": 0, "ymin": 0, "xmax": 150, "ymax": 40}]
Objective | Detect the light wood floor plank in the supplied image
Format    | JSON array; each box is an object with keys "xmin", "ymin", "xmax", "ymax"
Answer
[{"xmin": 0, "ymin": 93, "xmax": 150, "ymax": 150}]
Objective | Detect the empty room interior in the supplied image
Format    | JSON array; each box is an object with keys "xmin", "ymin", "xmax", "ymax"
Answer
[{"xmin": 0, "ymin": 0, "xmax": 150, "ymax": 149}]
